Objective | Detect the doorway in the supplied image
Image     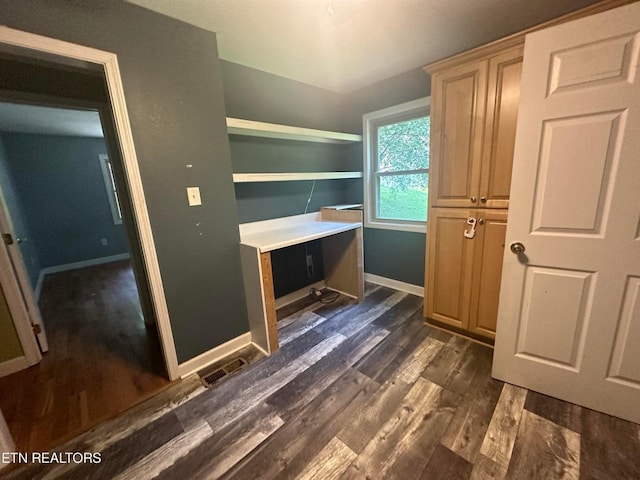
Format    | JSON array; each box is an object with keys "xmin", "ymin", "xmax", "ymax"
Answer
[
  {"xmin": 0, "ymin": 27, "xmax": 180, "ymax": 452},
  {"xmin": 0, "ymin": 99, "xmax": 171, "ymax": 451}
]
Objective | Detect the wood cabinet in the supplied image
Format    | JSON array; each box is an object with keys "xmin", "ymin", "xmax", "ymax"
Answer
[
  {"xmin": 425, "ymin": 208, "xmax": 507, "ymax": 339},
  {"xmin": 428, "ymin": 45, "xmax": 523, "ymax": 210},
  {"xmin": 424, "ymin": 42, "xmax": 521, "ymax": 342}
]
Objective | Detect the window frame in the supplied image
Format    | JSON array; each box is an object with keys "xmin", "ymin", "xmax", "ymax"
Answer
[
  {"xmin": 98, "ymin": 154, "xmax": 123, "ymax": 225},
  {"xmin": 363, "ymin": 97, "xmax": 431, "ymax": 233}
]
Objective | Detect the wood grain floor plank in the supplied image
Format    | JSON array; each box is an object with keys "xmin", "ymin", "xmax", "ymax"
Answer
[
  {"xmin": 266, "ymin": 324, "xmax": 390, "ymax": 421},
  {"xmin": 200, "ymin": 333, "xmax": 346, "ymax": 434},
  {"xmin": 395, "ymin": 336, "xmax": 446, "ymax": 384},
  {"xmin": 334, "ymin": 291, "xmax": 407, "ymax": 338},
  {"xmin": 505, "ymin": 410, "xmax": 579, "ymax": 480},
  {"xmin": 174, "ymin": 328, "xmax": 328, "ymax": 429},
  {"xmin": 278, "ymin": 310, "xmax": 327, "ymax": 346},
  {"xmin": 341, "ymin": 377, "xmax": 446, "ymax": 480},
  {"xmin": 354, "ymin": 312, "xmax": 430, "ymax": 383},
  {"xmin": 422, "ymin": 336, "xmax": 485, "ymax": 395},
  {"xmin": 296, "ymin": 437, "xmax": 357, "ymax": 480},
  {"xmin": 479, "ymin": 383, "xmax": 528, "ymax": 469},
  {"xmin": 372, "ymin": 294, "xmax": 423, "ymax": 331},
  {"xmin": 112, "ymin": 421, "xmax": 213, "ymax": 480},
  {"xmin": 337, "ymin": 377, "xmax": 413, "ymax": 454},
  {"xmin": 149, "ymin": 402, "xmax": 282, "ymax": 480},
  {"xmin": 313, "ymin": 287, "xmax": 397, "ymax": 337},
  {"xmin": 440, "ymin": 347, "xmax": 504, "ymax": 463},
  {"xmin": 419, "ymin": 444, "xmax": 473, "ymax": 480},
  {"xmin": 524, "ymin": 390, "xmax": 582, "ymax": 434},
  {"xmin": 580, "ymin": 407, "xmax": 640, "ymax": 480},
  {"xmin": 469, "ymin": 454, "xmax": 508, "ymax": 480},
  {"xmin": 57, "ymin": 412, "xmax": 184, "ymax": 480},
  {"xmin": 222, "ymin": 368, "xmax": 378, "ymax": 480}
]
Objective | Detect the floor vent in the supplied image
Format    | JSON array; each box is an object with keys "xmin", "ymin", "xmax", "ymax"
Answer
[{"xmin": 200, "ymin": 357, "xmax": 248, "ymax": 388}]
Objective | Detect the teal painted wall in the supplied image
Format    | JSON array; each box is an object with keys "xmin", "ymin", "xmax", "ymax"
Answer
[{"xmin": 2, "ymin": 134, "xmax": 129, "ymax": 284}]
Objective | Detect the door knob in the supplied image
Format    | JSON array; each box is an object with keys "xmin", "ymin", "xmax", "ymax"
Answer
[{"xmin": 510, "ymin": 242, "xmax": 525, "ymax": 254}]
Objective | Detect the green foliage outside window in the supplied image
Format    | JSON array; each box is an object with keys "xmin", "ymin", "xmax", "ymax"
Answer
[{"xmin": 376, "ymin": 116, "xmax": 430, "ymax": 222}]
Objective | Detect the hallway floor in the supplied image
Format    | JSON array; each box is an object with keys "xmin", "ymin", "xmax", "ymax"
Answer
[{"xmin": 0, "ymin": 260, "xmax": 169, "ymax": 453}]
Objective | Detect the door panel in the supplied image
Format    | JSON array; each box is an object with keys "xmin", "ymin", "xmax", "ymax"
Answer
[
  {"xmin": 532, "ymin": 111, "xmax": 622, "ymax": 234},
  {"xmin": 493, "ymin": 2, "xmax": 640, "ymax": 423},
  {"xmin": 430, "ymin": 61, "xmax": 487, "ymax": 208},
  {"xmin": 468, "ymin": 210, "xmax": 507, "ymax": 339},
  {"xmin": 425, "ymin": 208, "xmax": 474, "ymax": 328},
  {"xmin": 516, "ymin": 267, "xmax": 593, "ymax": 368},
  {"xmin": 607, "ymin": 276, "xmax": 640, "ymax": 386},
  {"xmin": 480, "ymin": 47, "xmax": 523, "ymax": 209}
]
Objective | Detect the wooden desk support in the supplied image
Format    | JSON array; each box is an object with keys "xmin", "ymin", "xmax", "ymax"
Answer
[{"xmin": 239, "ymin": 207, "xmax": 363, "ymax": 355}]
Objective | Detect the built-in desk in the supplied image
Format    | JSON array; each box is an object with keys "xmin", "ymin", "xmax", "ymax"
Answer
[{"xmin": 239, "ymin": 206, "xmax": 364, "ymax": 354}]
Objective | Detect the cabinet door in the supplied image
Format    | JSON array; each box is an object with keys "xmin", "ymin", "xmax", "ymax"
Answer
[
  {"xmin": 430, "ymin": 60, "xmax": 488, "ymax": 208},
  {"xmin": 479, "ymin": 46, "xmax": 523, "ymax": 209},
  {"xmin": 424, "ymin": 208, "xmax": 475, "ymax": 329},
  {"xmin": 468, "ymin": 210, "xmax": 508, "ymax": 339}
]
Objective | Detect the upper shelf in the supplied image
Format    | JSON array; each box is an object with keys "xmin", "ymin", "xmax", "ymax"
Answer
[{"xmin": 227, "ymin": 117, "xmax": 362, "ymax": 144}]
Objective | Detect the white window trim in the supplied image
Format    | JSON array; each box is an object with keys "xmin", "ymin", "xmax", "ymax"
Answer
[
  {"xmin": 99, "ymin": 154, "xmax": 123, "ymax": 225},
  {"xmin": 363, "ymin": 97, "xmax": 430, "ymax": 233}
]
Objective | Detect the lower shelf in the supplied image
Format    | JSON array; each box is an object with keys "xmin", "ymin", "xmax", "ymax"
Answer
[{"xmin": 232, "ymin": 172, "xmax": 363, "ymax": 183}]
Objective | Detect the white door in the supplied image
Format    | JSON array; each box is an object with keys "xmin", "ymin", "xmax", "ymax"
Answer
[
  {"xmin": 0, "ymin": 189, "xmax": 48, "ymax": 357},
  {"xmin": 493, "ymin": 2, "xmax": 640, "ymax": 424}
]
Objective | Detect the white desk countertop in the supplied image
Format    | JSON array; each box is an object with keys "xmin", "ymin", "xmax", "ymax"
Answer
[{"xmin": 239, "ymin": 213, "xmax": 361, "ymax": 253}]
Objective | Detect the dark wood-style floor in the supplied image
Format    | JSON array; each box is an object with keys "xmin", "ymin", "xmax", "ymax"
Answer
[
  {"xmin": 0, "ymin": 260, "xmax": 169, "ymax": 454},
  {"xmin": 3, "ymin": 284, "xmax": 640, "ymax": 479}
]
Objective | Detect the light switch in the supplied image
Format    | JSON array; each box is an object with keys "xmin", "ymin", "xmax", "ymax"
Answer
[{"xmin": 187, "ymin": 187, "xmax": 202, "ymax": 206}]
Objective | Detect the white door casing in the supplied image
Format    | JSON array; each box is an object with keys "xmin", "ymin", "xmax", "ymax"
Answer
[{"xmin": 493, "ymin": 2, "xmax": 640, "ymax": 423}]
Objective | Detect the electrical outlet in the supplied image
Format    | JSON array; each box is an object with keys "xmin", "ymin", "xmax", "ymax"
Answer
[{"xmin": 100, "ymin": 238, "xmax": 108, "ymax": 246}]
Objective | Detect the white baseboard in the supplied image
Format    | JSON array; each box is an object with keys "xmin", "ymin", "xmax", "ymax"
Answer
[
  {"xmin": 178, "ymin": 332, "xmax": 252, "ymax": 379},
  {"xmin": 275, "ymin": 280, "xmax": 326, "ymax": 309},
  {"xmin": 0, "ymin": 356, "xmax": 29, "ymax": 378},
  {"xmin": 35, "ymin": 253, "xmax": 130, "ymax": 301},
  {"xmin": 365, "ymin": 273, "xmax": 424, "ymax": 297}
]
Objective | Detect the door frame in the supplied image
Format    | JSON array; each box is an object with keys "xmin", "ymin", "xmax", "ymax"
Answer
[{"xmin": 0, "ymin": 27, "xmax": 180, "ymax": 381}]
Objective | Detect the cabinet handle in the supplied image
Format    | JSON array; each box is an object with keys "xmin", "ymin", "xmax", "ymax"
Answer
[
  {"xmin": 480, "ymin": 196, "xmax": 487, "ymax": 203},
  {"xmin": 470, "ymin": 196, "xmax": 477, "ymax": 203}
]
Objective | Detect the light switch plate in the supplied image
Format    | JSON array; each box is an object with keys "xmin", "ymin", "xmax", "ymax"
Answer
[{"xmin": 187, "ymin": 187, "xmax": 202, "ymax": 206}]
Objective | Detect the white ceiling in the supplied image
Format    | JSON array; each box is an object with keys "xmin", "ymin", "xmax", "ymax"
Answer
[
  {"xmin": 0, "ymin": 103, "xmax": 103, "ymax": 138},
  {"xmin": 126, "ymin": 0, "xmax": 599, "ymax": 93}
]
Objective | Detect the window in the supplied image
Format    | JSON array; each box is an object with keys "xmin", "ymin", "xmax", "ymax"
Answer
[
  {"xmin": 99, "ymin": 154, "xmax": 123, "ymax": 225},
  {"xmin": 363, "ymin": 97, "xmax": 430, "ymax": 232}
]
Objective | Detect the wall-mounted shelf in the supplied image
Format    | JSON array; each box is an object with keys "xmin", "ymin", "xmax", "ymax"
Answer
[
  {"xmin": 233, "ymin": 172, "xmax": 363, "ymax": 183},
  {"xmin": 227, "ymin": 117, "xmax": 362, "ymax": 144}
]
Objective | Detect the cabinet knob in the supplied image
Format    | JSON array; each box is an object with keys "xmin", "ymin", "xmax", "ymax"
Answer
[
  {"xmin": 478, "ymin": 219, "xmax": 485, "ymax": 225},
  {"xmin": 480, "ymin": 196, "xmax": 487, "ymax": 203},
  {"xmin": 470, "ymin": 196, "xmax": 477, "ymax": 203}
]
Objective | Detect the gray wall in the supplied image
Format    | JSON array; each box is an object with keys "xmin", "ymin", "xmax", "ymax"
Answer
[
  {"xmin": 344, "ymin": 68, "xmax": 431, "ymax": 287},
  {"xmin": 0, "ymin": 133, "xmax": 41, "ymax": 288},
  {"xmin": 0, "ymin": 0, "xmax": 248, "ymax": 363},
  {"xmin": 2, "ymin": 133, "xmax": 129, "ymax": 282}
]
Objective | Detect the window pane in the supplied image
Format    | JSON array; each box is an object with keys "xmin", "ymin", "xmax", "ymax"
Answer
[
  {"xmin": 378, "ymin": 173, "xmax": 428, "ymax": 222},
  {"xmin": 377, "ymin": 116, "xmax": 430, "ymax": 172}
]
